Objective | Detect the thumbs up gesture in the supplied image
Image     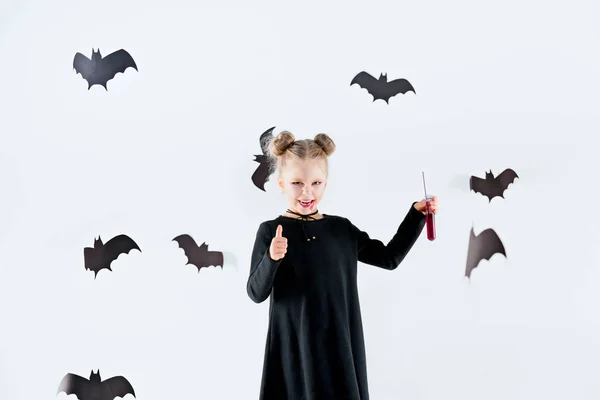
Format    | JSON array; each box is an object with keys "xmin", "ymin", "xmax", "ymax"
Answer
[{"xmin": 269, "ymin": 224, "xmax": 288, "ymax": 261}]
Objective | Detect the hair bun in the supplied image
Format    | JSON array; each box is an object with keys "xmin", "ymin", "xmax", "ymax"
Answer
[
  {"xmin": 270, "ymin": 131, "xmax": 295, "ymax": 157},
  {"xmin": 313, "ymin": 133, "xmax": 336, "ymax": 156}
]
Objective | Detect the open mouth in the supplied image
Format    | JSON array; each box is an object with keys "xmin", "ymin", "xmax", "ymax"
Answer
[{"xmin": 298, "ymin": 200, "xmax": 315, "ymax": 209}]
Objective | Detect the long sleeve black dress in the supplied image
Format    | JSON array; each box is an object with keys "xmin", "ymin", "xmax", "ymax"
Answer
[{"xmin": 247, "ymin": 203, "xmax": 426, "ymax": 400}]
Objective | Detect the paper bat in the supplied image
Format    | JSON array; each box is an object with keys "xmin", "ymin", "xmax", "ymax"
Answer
[
  {"xmin": 465, "ymin": 227, "xmax": 506, "ymax": 278},
  {"xmin": 84, "ymin": 235, "xmax": 141, "ymax": 278},
  {"xmin": 251, "ymin": 126, "xmax": 276, "ymax": 191},
  {"xmin": 57, "ymin": 369, "xmax": 135, "ymax": 400},
  {"xmin": 470, "ymin": 168, "xmax": 519, "ymax": 202},
  {"xmin": 73, "ymin": 48, "xmax": 138, "ymax": 90},
  {"xmin": 173, "ymin": 234, "xmax": 224, "ymax": 271},
  {"xmin": 350, "ymin": 71, "xmax": 415, "ymax": 103}
]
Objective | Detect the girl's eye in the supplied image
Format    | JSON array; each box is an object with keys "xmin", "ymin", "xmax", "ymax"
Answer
[{"xmin": 313, "ymin": 182, "xmax": 321, "ymax": 185}]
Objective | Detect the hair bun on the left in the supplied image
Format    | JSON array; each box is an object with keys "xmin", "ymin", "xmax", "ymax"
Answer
[{"xmin": 314, "ymin": 133, "xmax": 336, "ymax": 156}]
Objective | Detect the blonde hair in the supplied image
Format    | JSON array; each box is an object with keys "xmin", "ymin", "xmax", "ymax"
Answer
[{"xmin": 267, "ymin": 131, "xmax": 336, "ymax": 176}]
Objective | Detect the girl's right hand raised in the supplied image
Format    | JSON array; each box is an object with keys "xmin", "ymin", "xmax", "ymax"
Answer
[{"xmin": 269, "ymin": 224, "xmax": 287, "ymax": 261}]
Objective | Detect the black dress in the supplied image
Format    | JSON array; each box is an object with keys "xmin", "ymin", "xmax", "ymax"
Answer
[{"xmin": 247, "ymin": 203, "xmax": 426, "ymax": 400}]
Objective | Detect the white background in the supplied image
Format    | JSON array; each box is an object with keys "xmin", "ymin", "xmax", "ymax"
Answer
[{"xmin": 0, "ymin": 0, "xmax": 599, "ymax": 398}]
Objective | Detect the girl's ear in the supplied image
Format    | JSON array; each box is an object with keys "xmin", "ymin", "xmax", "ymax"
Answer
[{"xmin": 277, "ymin": 176, "xmax": 284, "ymax": 192}]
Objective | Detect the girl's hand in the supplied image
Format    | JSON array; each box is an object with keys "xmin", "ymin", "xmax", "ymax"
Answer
[
  {"xmin": 269, "ymin": 224, "xmax": 288, "ymax": 261},
  {"xmin": 414, "ymin": 196, "xmax": 439, "ymax": 215}
]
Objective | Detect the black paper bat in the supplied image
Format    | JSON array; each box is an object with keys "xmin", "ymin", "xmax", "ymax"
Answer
[
  {"xmin": 350, "ymin": 71, "xmax": 415, "ymax": 103},
  {"xmin": 465, "ymin": 227, "xmax": 507, "ymax": 278},
  {"xmin": 57, "ymin": 369, "xmax": 135, "ymax": 400},
  {"xmin": 84, "ymin": 235, "xmax": 141, "ymax": 278},
  {"xmin": 73, "ymin": 48, "xmax": 138, "ymax": 90},
  {"xmin": 173, "ymin": 234, "xmax": 224, "ymax": 271},
  {"xmin": 470, "ymin": 168, "xmax": 519, "ymax": 202},
  {"xmin": 251, "ymin": 126, "xmax": 276, "ymax": 191}
]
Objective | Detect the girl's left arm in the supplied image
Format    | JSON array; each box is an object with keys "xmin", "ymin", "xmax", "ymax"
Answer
[{"xmin": 349, "ymin": 202, "xmax": 426, "ymax": 270}]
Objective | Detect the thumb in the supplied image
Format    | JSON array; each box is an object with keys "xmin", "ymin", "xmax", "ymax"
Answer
[{"xmin": 275, "ymin": 224, "xmax": 283, "ymax": 238}]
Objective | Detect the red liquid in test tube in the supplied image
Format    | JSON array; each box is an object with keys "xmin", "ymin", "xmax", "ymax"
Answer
[
  {"xmin": 425, "ymin": 196, "xmax": 436, "ymax": 241},
  {"xmin": 422, "ymin": 172, "xmax": 436, "ymax": 241}
]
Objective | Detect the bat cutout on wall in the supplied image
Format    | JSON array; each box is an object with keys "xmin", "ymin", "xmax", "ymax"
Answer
[
  {"xmin": 252, "ymin": 126, "xmax": 276, "ymax": 191},
  {"xmin": 73, "ymin": 48, "xmax": 138, "ymax": 90},
  {"xmin": 465, "ymin": 227, "xmax": 507, "ymax": 278},
  {"xmin": 84, "ymin": 235, "xmax": 141, "ymax": 278},
  {"xmin": 173, "ymin": 234, "xmax": 224, "ymax": 271},
  {"xmin": 350, "ymin": 71, "xmax": 415, "ymax": 103},
  {"xmin": 470, "ymin": 168, "xmax": 519, "ymax": 202},
  {"xmin": 57, "ymin": 369, "xmax": 135, "ymax": 400}
]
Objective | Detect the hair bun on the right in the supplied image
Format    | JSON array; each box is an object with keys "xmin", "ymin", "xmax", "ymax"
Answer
[
  {"xmin": 314, "ymin": 133, "xmax": 336, "ymax": 156},
  {"xmin": 270, "ymin": 131, "xmax": 295, "ymax": 157}
]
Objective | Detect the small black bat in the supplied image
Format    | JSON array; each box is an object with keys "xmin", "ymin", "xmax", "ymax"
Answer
[
  {"xmin": 251, "ymin": 126, "xmax": 276, "ymax": 191},
  {"xmin": 73, "ymin": 48, "xmax": 138, "ymax": 90},
  {"xmin": 57, "ymin": 369, "xmax": 135, "ymax": 400},
  {"xmin": 84, "ymin": 235, "xmax": 141, "ymax": 278},
  {"xmin": 465, "ymin": 227, "xmax": 507, "ymax": 278},
  {"xmin": 173, "ymin": 234, "xmax": 224, "ymax": 271},
  {"xmin": 350, "ymin": 71, "xmax": 415, "ymax": 103},
  {"xmin": 470, "ymin": 168, "xmax": 519, "ymax": 202}
]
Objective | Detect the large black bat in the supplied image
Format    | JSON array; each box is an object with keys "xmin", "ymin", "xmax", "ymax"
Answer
[
  {"xmin": 470, "ymin": 168, "xmax": 519, "ymax": 202},
  {"xmin": 73, "ymin": 48, "xmax": 138, "ymax": 90},
  {"xmin": 84, "ymin": 235, "xmax": 141, "ymax": 278},
  {"xmin": 57, "ymin": 369, "xmax": 135, "ymax": 400},
  {"xmin": 173, "ymin": 234, "xmax": 224, "ymax": 271},
  {"xmin": 465, "ymin": 227, "xmax": 507, "ymax": 278},
  {"xmin": 350, "ymin": 71, "xmax": 415, "ymax": 103},
  {"xmin": 251, "ymin": 126, "xmax": 276, "ymax": 191}
]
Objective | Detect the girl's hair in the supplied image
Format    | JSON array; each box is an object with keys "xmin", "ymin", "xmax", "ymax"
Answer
[{"xmin": 267, "ymin": 131, "xmax": 336, "ymax": 176}]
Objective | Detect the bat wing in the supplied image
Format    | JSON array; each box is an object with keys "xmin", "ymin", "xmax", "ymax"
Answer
[
  {"xmin": 350, "ymin": 71, "xmax": 378, "ymax": 93},
  {"xmin": 259, "ymin": 126, "xmax": 275, "ymax": 156},
  {"xmin": 103, "ymin": 376, "xmax": 136, "ymax": 399},
  {"xmin": 173, "ymin": 234, "xmax": 198, "ymax": 263},
  {"xmin": 73, "ymin": 52, "xmax": 94, "ymax": 80},
  {"xmin": 101, "ymin": 49, "xmax": 138, "ymax": 78},
  {"xmin": 83, "ymin": 246, "xmax": 108, "ymax": 278},
  {"xmin": 252, "ymin": 155, "xmax": 273, "ymax": 191},
  {"xmin": 387, "ymin": 78, "xmax": 416, "ymax": 95},
  {"xmin": 469, "ymin": 175, "xmax": 493, "ymax": 201},
  {"xmin": 190, "ymin": 243, "xmax": 223, "ymax": 271},
  {"xmin": 465, "ymin": 227, "xmax": 506, "ymax": 278},
  {"xmin": 207, "ymin": 250, "xmax": 224, "ymax": 268},
  {"xmin": 57, "ymin": 373, "xmax": 91, "ymax": 397},
  {"xmin": 104, "ymin": 235, "xmax": 141, "ymax": 266},
  {"xmin": 496, "ymin": 168, "xmax": 519, "ymax": 193},
  {"xmin": 83, "ymin": 247, "xmax": 95, "ymax": 268}
]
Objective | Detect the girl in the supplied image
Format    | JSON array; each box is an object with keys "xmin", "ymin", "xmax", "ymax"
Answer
[{"xmin": 247, "ymin": 131, "xmax": 439, "ymax": 400}]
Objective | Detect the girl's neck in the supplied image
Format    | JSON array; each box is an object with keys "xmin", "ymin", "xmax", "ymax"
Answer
[{"xmin": 283, "ymin": 208, "xmax": 325, "ymax": 220}]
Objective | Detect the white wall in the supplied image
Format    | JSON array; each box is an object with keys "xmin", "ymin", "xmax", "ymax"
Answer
[{"xmin": 0, "ymin": 0, "xmax": 599, "ymax": 399}]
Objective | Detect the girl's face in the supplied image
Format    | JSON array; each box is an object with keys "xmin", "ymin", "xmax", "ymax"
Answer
[{"xmin": 277, "ymin": 158, "xmax": 328, "ymax": 215}]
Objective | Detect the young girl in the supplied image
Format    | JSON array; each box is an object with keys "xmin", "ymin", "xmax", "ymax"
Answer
[{"xmin": 247, "ymin": 131, "xmax": 439, "ymax": 400}]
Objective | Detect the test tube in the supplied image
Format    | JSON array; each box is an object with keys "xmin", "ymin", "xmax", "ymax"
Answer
[{"xmin": 425, "ymin": 195, "xmax": 436, "ymax": 241}]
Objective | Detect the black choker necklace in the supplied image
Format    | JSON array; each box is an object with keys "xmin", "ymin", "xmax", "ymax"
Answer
[
  {"xmin": 284, "ymin": 209, "xmax": 319, "ymax": 241},
  {"xmin": 285, "ymin": 209, "xmax": 319, "ymax": 220}
]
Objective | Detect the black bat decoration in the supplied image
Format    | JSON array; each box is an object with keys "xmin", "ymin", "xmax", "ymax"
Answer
[
  {"xmin": 350, "ymin": 71, "xmax": 415, "ymax": 103},
  {"xmin": 73, "ymin": 48, "xmax": 138, "ymax": 90},
  {"xmin": 57, "ymin": 369, "xmax": 135, "ymax": 400},
  {"xmin": 84, "ymin": 235, "xmax": 141, "ymax": 278},
  {"xmin": 465, "ymin": 227, "xmax": 507, "ymax": 278},
  {"xmin": 251, "ymin": 126, "xmax": 276, "ymax": 191},
  {"xmin": 470, "ymin": 168, "xmax": 519, "ymax": 202},
  {"xmin": 173, "ymin": 234, "xmax": 224, "ymax": 271}
]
